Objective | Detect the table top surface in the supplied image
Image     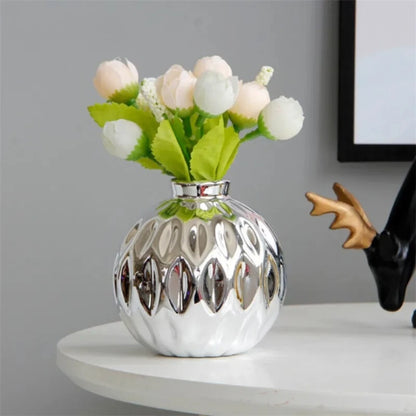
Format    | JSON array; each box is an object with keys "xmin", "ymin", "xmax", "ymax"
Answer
[{"xmin": 57, "ymin": 303, "xmax": 416, "ymax": 415}]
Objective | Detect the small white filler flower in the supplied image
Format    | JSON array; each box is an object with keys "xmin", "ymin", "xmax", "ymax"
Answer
[
  {"xmin": 136, "ymin": 92, "xmax": 149, "ymax": 110},
  {"xmin": 140, "ymin": 78, "xmax": 167, "ymax": 122}
]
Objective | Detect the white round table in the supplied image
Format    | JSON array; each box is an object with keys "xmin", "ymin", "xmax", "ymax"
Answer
[{"xmin": 57, "ymin": 303, "xmax": 416, "ymax": 415}]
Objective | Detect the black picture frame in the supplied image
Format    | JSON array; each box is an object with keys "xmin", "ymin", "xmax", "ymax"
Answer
[{"xmin": 338, "ymin": 0, "xmax": 416, "ymax": 162}]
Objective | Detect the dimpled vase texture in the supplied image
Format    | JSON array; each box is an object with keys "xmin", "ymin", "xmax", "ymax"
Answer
[{"xmin": 113, "ymin": 181, "xmax": 286, "ymax": 357}]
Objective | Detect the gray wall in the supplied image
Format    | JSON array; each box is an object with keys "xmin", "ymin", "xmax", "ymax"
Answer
[{"xmin": 1, "ymin": 1, "xmax": 414, "ymax": 415}]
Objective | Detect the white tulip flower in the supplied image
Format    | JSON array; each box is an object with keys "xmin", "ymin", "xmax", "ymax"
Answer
[
  {"xmin": 102, "ymin": 119, "xmax": 143, "ymax": 159},
  {"xmin": 193, "ymin": 71, "xmax": 239, "ymax": 117},
  {"xmin": 93, "ymin": 58, "xmax": 139, "ymax": 100},
  {"xmin": 259, "ymin": 96, "xmax": 304, "ymax": 140}
]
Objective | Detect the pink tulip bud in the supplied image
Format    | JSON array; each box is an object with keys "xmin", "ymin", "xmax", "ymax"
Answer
[
  {"xmin": 158, "ymin": 65, "xmax": 197, "ymax": 113},
  {"xmin": 193, "ymin": 55, "xmax": 232, "ymax": 79},
  {"xmin": 229, "ymin": 81, "xmax": 271, "ymax": 121},
  {"xmin": 93, "ymin": 58, "xmax": 139, "ymax": 100}
]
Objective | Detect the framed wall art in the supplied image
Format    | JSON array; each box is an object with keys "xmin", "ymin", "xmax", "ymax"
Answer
[{"xmin": 338, "ymin": 0, "xmax": 416, "ymax": 161}]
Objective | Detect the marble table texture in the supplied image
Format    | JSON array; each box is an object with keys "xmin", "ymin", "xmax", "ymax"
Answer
[{"xmin": 57, "ymin": 303, "xmax": 416, "ymax": 415}]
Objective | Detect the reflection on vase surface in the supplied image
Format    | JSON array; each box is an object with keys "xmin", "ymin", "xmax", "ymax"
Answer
[{"xmin": 113, "ymin": 180, "xmax": 286, "ymax": 357}]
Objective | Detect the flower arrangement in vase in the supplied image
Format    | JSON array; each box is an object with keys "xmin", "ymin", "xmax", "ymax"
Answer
[{"xmin": 88, "ymin": 55, "xmax": 304, "ymax": 357}]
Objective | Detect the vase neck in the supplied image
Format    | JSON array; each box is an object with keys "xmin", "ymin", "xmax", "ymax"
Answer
[{"xmin": 172, "ymin": 180, "xmax": 230, "ymax": 199}]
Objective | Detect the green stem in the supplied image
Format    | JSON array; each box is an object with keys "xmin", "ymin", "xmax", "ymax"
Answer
[
  {"xmin": 196, "ymin": 114, "xmax": 206, "ymax": 127},
  {"xmin": 195, "ymin": 126, "xmax": 201, "ymax": 141},
  {"xmin": 222, "ymin": 112, "xmax": 230, "ymax": 127},
  {"xmin": 183, "ymin": 116, "xmax": 192, "ymax": 137},
  {"xmin": 174, "ymin": 131, "xmax": 191, "ymax": 165},
  {"xmin": 240, "ymin": 128, "xmax": 261, "ymax": 143},
  {"xmin": 228, "ymin": 115, "xmax": 241, "ymax": 133},
  {"xmin": 126, "ymin": 98, "xmax": 138, "ymax": 108}
]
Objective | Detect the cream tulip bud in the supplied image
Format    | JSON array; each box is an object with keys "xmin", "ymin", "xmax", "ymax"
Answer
[
  {"xmin": 258, "ymin": 96, "xmax": 304, "ymax": 140},
  {"xmin": 229, "ymin": 82, "xmax": 270, "ymax": 128},
  {"xmin": 158, "ymin": 65, "xmax": 197, "ymax": 116},
  {"xmin": 102, "ymin": 119, "xmax": 143, "ymax": 159},
  {"xmin": 229, "ymin": 66, "xmax": 274, "ymax": 129},
  {"xmin": 194, "ymin": 71, "xmax": 239, "ymax": 117},
  {"xmin": 93, "ymin": 58, "xmax": 139, "ymax": 101},
  {"xmin": 193, "ymin": 55, "xmax": 232, "ymax": 78}
]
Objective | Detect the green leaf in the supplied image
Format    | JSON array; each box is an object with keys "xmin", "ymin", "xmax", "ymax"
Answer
[
  {"xmin": 170, "ymin": 117, "xmax": 185, "ymax": 142},
  {"xmin": 190, "ymin": 118, "xmax": 240, "ymax": 181},
  {"xmin": 216, "ymin": 127, "xmax": 240, "ymax": 179},
  {"xmin": 258, "ymin": 113, "xmax": 274, "ymax": 140},
  {"xmin": 157, "ymin": 200, "xmax": 195, "ymax": 222},
  {"xmin": 88, "ymin": 103, "xmax": 158, "ymax": 140},
  {"xmin": 151, "ymin": 120, "xmax": 191, "ymax": 181},
  {"xmin": 228, "ymin": 111, "xmax": 257, "ymax": 130},
  {"xmin": 190, "ymin": 125, "xmax": 224, "ymax": 181},
  {"xmin": 126, "ymin": 134, "xmax": 150, "ymax": 161},
  {"xmin": 170, "ymin": 117, "xmax": 190, "ymax": 163},
  {"xmin": 138, "ymin": 157, "xmax": 163, "ymax": 170},
  {"xmin": 158, "ymin": 200, "xmax": 180, "ymax": 219},
  {"xmin": 109, "ymin": 83, "xmax": 139, "ymax": 103},
  {"xmin": 157, "ymin": 199, "xmax": 174, "ymax": 210},
  {"xmin": 176, "ymin": 206, "xmax": 195, "ymax": 222},
  {"xmin": 219, "ymin": 201, "xmax": 236, "ymax": 220},
  {"xmin": 134, "ymin": 108, "xmax": 159, "ymax": 141},
  {"xmin": 195, "ymin": 206, "xmax": 221, "ymax": 220},
  {"xmin": 203, "ymin": 116, "xmax": 223, "ymax": 135},
  {"xmin": 88, "ymin": 103, "xmax": 135, "ymax": 127},
  {"xmin": 157, "ymin": 199, "xmax": 226, "ymax": 222}
]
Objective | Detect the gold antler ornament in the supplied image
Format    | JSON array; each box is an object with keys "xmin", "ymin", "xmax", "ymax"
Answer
[{"xmin": 305, "ymin": 183, "xmax": 377, "ymax": 249}]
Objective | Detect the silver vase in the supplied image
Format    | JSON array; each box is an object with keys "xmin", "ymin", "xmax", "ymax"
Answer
[{"xmin": 113, "ymin": 180, "xmax": 286, "ymax": 357}]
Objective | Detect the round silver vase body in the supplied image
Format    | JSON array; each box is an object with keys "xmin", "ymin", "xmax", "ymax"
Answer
[{"xmin": 113, "ymin": 181, "xmax": 286, "ymax": 357}]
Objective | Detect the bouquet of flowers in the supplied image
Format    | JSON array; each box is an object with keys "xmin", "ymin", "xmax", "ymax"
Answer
[
  {"xmin": 89, "ymin": 56, "xmax": 302, "ymax": 355},
  {"xmin": 88, "ymin": 55, "xmax": 304, "ymax": 182}
]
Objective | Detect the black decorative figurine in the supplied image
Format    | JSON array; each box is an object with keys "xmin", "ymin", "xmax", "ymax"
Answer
[{"xmin": 306, "ymin": 159, "xmax": 415, "ymax": 327}]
